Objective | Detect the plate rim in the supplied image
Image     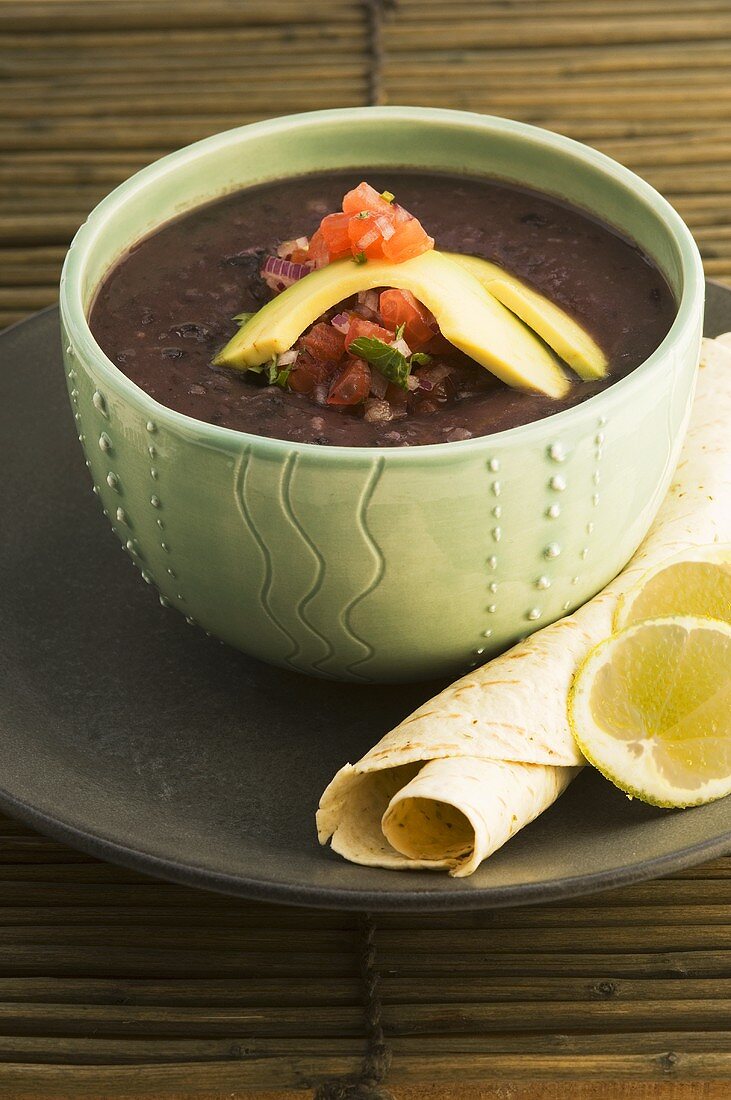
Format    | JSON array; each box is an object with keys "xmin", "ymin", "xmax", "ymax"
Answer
[
  {"xmin": 0, "ymin": 781, "xmax": 730, "ymax": 911},
  {"xmin": 1, "ymin": 293, "xmax": 730, "ymax": 912}
]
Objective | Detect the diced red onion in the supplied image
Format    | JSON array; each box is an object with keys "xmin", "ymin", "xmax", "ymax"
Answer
[
  {"xmin": 276, "ymin": 350, "xmax": 298, "ymax": 367},
  {"xmin": 354, "ymin": 226, "xmax": 380, "ymax": 250},
  {"xmin": 357, "ymin": 290, "xmax": 380, "ymax": 313},
  {"xmin": 353, "ymin": 302, "xmax": 378, "ymax": 321},
  {"xmin": 330, "ymin": 312, "xmax": 350, "ymax": 334},
  {"xmin": 391, "ymin": 337, "xmax": 412, "ymax": 357},
  {"xmin": 313, "ymin": 384, "xmax": 329, "ymax": 406},
  {"xmin": 419, "ymin": 363, "xmax": 452, "ymax": 384},
  {"xmin": 276, "ymin": 236, "xmax": 309, "ymax": 258},
  {"xmin": 277, "ymin": 239, "xmax": 298, "ymax": 258},
  {"xmin": 418, "ymin": 377, "xmax": 435, "ymax": 392},
  {"xmin": 374, "ymin": 214, "xmax": 396, "ymax": 240},
  {"xmin": 261, "ymin": 255, "xmax": 313, "ymax": 291},
  {"xmin": 407, "ymin": 375, "xmax": 420, "ymax": 392}
]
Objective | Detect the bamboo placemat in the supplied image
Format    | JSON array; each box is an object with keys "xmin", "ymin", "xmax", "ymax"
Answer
[
  {"xmin": 2, "ymin": 0, "xmax": 731, "ymax": 329},
  {"xmin": 2, "ymin": 1, "xmax": 731, "ymax": 1095},
  {"xmin": 0, "ymin": 808, "xmax": 729, "ymax": 1097}
]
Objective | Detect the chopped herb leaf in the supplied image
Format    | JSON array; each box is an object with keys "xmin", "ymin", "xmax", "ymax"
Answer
[
  {"xmin": 355, "ymin": 210, "xmax": 371, "ymax": 219},
  {"xmin": 353, "ymin": 251, "xmax": 367, "ymax": 265},
  {"xmin": 349, "ymin": 336, "xmax": 410, "ymax": 390},
  {"xmin": 380, "ymin": 190, "xmax": 395, "ymax": 203},
  {"xmin": 263, "ymin": 356, "xmax": 293, "ymax": 388},
  {"xmin": 233, "ymin": 311, "xmax": 256, "ymax": 326},
  {"xmin": 394, "ymin": 322, "xmax": 406, "ymax": 342},
  {"xmin": 410, "ymin": 352, "xmax": 432, "ymax": 366}
]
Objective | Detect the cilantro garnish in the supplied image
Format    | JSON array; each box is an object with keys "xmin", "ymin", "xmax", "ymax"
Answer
[
  {"xmin": 349, "ymin": 337, "xmax": 410, "ymax": 389},
  {"xmin": 265, "ymin": 357, "xmax": 292, "ymax": 388},
  {"xmin": 393, "ymin": 322, "xmax": 406, "ymax": 342},
  {"xmin": 353, "ymin": 251, "xmax": 367, "ymax": 265},
  {"xmin": 233, "ymin": 311, "xmax": 256, "ymax": 326},
  {"xmin": 355, "ymin": 211, "xmax": 371, "ymax": 220},
  {"xmin": 350, "ymin": 337, "xmax": 433, "ymax": 389},
  {"xmin": 243, "ymin": 356, "xmax": 291, "ymax": 387}
]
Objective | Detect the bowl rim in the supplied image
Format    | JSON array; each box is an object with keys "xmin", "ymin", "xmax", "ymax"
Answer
[{"xmin": 60, "ymin": 106, "xmax": 705, "ymax": 461}]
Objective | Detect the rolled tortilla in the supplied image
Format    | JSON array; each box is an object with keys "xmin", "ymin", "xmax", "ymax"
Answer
[{"xmin": 317, "ymin": 337, "xmax": 731, "ymax": 876}]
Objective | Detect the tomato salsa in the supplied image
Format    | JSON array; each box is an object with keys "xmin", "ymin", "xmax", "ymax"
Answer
[{"xmin": 89, "ymin": 171, "xmax": 676, "ymax": 447}]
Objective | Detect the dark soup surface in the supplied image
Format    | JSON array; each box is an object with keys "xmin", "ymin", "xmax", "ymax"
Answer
[{"xmin": 89, "ymin": 170, "xmax": 676, "ymax": 447}]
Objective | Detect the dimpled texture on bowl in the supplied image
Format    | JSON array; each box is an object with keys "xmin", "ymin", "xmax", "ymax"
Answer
[{"xmin": 59, "ymin": 108, "xmax": 704, "ymax": 682}]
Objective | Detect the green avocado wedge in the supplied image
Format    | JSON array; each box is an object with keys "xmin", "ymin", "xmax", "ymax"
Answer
[
  {"xmin": 214, "ymin": 250, "xmax": 570, "ymax": 399},
  {"xmin": 447, "ymin": 253, "xmax": 608, "ymax": 381}
]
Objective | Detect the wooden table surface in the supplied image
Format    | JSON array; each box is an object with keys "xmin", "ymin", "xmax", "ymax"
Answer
[{"xmin": 2, "ymin": 2, "xmax": 731, "ymax": 1096}]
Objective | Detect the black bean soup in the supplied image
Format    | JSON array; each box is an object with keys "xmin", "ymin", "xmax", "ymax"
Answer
[{"xmin": 89, "ymin": 171, "xmax": 676, "ymax": 447}]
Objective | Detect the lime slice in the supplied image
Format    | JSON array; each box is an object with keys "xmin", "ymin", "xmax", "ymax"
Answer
[
  {"xmin": 569, "ymin": 617, "xmax": 731, "ymax": 807},
  {"xmin": 615, "ymin": 544, "xmax": 731, "ymax": 632}
]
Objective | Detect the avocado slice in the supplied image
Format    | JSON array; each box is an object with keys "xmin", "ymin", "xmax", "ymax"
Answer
[
  {"xmin": 214, "ymin": 250, "xmax": 570, "ymax": 399},
  {"xmin": 447, "ymin": 253, "xmax": 608, "ymax": 381}
]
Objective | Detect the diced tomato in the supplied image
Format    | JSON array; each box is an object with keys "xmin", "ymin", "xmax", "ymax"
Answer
[
  {"xmin": 308, "ymin": 182, "xmax": 434, "ymax": 268},
  {"xmin": 307, "ymin": 228, "xmax": 330, "ymax": 268},
  {"xmin": 379, "ymin": 288, "xmax": 435, "ymax": 350},
  {"xmin": 381, "ymin": 217, "xmax": 434, "ymax": 263},
  {"xmin": 300, "ymin": 322, "xmax": 346, "ymax": 363},
  {"xmin": 390, "ymin": 202, "xmax": 412, "ymax": 225},
  {"xmin": 346, "ymin": 214, "xmax": 386, "ymax": 259},
  {"xmin": 288, "ymin": 355, "xmax": 332, "ymax": 394},
  {"xmin": 414, "ymin": 362, "xmax": 455, "ymax": 403},
  {"xmin": 319, "ymin": 212, "xmax": 352, "ymax": 260},
  {"xmin": 345, "ymin": 316, "xmax": 394, "ymax": 349},
  {"xmin": 327, "ymin": 358, "xmax": 371, "ymax": 406},
  {"xmin": 342, "ymin": 182, "xmax": 393, "ymax": 217}
]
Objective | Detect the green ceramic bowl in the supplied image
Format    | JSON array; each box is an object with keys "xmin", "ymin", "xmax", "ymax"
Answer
[{"xmin": 59, "ymin": 108, "xmax": 704, "ymax": 683}]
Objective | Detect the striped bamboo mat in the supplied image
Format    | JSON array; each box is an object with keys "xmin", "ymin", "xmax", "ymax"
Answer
[
  {"xmin": 1, "ymin": 0, "xmax": 731, "ymax": 330},
  {"xmin": 2, "ymin": 2, "xmax": 731, "ymax": 1095},
  {"xmin": 0, "ymin": 809, "xmax": 729, "ymax": 1096}
]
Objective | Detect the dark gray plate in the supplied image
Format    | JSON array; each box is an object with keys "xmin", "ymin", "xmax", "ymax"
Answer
[{"xmin": 1, "ymin": 286, "xmax": 730, "ymax": 911}]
